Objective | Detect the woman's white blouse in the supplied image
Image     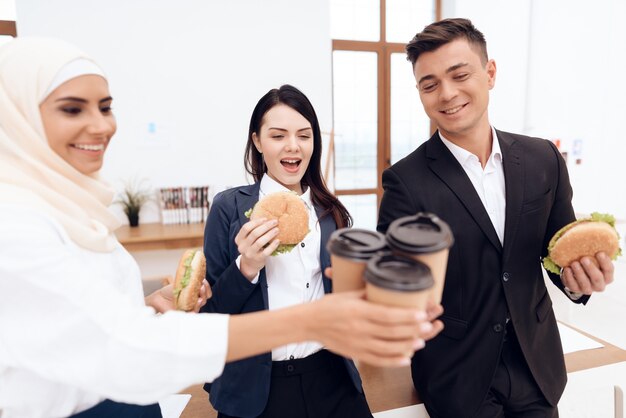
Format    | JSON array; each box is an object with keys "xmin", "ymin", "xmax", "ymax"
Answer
[{"xmin": 0, "ymin": 205, "xmax": 229, "ymax": 418}]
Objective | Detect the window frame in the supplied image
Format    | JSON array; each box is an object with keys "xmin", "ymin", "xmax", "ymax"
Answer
[{"xmin": 331, "ymin": 0, "xmax": 440, "ymax": 206}]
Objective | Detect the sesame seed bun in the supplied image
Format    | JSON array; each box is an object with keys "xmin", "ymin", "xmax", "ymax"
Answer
[
  {"xmin": 543, "ymin": 212, "xmax": 622, "ymax": 274},
  {"xmin": 250, "ymin": 191, "xmax": 309, "ymax": 244},
  {"xmin": 549, "ymin": 221, "xmax": 620, "ymax": 268}
]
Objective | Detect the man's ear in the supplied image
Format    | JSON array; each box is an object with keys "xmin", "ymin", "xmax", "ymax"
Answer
[{"xmin": 486, "ymin": 59, "xmax": 497, "ymax": 89}]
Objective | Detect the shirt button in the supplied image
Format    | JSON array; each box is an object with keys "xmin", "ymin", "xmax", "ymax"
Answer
[
  {"xmin": 301, "ymin": 242, "xmax": 305, "ymax": 248},
  {"xmin": 493, "ymin": 324, "xmax": 503, "ymax": 333},
  {"xmin": 503, "ymin": 272, "xmax": 511, "ymax": 282}
]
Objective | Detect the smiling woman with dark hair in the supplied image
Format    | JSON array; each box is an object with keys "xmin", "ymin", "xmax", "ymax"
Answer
[
  {"xmin": 243, "ymin": 85, "xmax": 351, "ymax": 230},
  {"xmin": 202, "ymin": 85, "xmax": 397, "ymax": 418}
]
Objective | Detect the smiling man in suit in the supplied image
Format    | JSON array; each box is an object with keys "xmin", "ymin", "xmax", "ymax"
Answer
[{"xmin": 377, "ymin": 18, "xmax": 615, "ymax": 418}]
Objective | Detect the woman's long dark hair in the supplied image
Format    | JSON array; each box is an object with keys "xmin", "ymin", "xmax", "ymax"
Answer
[{"xmin": 244, "ymin": 85, "xmax": 352, "ymax": 228}]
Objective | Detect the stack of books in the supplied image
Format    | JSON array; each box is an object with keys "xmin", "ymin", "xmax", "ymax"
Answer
[{"xmin": 158, "ymin": 186, "xmax": 210, "ymax": 225}]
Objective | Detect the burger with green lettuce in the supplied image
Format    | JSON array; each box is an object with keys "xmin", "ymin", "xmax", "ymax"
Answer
[
  {"xmin": 174, "ymin": 248, "xmax": 208, "ymax": 311},
  {"xmin": 543, "ymin": 212, "xmax": 622, "ymax": 275}
]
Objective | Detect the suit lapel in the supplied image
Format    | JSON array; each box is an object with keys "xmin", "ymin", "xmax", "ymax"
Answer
[
  {"xmin": 235, "ymin": 183, "xmax": 269, "ymax": 308},
  {"xmin": 498, "ymin": 130, "xmax": 523, "ymax": 264},
  {"xmin": 427, "ymin": 132, "xmax": 503, "ymax": 253},
  {"xmin": 236, "ymin": 183, "xmax": 261, "ymax": 227},
  {"xmin": 315, "ymin": 206, "xmax": 334, "ymax": 294}
]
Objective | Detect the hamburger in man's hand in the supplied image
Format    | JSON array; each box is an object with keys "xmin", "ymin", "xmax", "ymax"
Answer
[
  {"xmin": 246, "ymin": 191, "xmax": 310, "ymax": 256},
  {"xmin": 174, "ymin": 249, "xmax": 210, "ymax": 311},
  {"xmin": 543, "ymin": 212, "xmax": 622, "ymax": 275}
]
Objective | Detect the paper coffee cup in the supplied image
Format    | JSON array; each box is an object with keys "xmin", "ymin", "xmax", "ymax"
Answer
[
  {"xmin": 364, "ymin": 252, "xmax": 433, "ymax": 310},
  {"xmin": 327, "ymin": 228, "xmax": 387, "ymax": 292},
  {"xmin": 385, "ymin": 213, "xmax": 454, "ymax": 305}
]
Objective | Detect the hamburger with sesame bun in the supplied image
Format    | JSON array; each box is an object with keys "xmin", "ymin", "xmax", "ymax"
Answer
[
  {"xmin": 543, "ymin": 212, "xmax": 622, "ymax": 275},
  {"xmin": 247, "ymin": 191, "xmax": 310, "ymax": 255},
  {"xmin": 174, "ymin": 249, "xmax": 208, "ymax": 311}
]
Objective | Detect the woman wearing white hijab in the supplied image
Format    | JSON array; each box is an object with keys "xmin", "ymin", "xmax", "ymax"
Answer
[{"xmin": 0, "ymin": 38, "xmax": 438, "ymax": 418}]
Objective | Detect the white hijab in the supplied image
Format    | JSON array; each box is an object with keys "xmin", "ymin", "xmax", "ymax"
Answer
[{"xmin": 0, "ymin": 37, "xmax": 120, "ymax": 252}]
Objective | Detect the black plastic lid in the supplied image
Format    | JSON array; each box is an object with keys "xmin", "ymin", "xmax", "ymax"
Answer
[
  {"xmin": 326, "ymin": 228, "xmax": 388, "ymax": 260},
  {"xmin": 365, "ymin": 252, "xmax": 434, "ymax": 291},
  {"xmin": 386, "ymin": 212, "xmax": 454, "ymax": 254}
]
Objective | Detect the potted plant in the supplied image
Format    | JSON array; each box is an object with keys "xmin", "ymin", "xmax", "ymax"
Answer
[{"xmin": 116, "ymin": 179, "xmax": 152, "ymax": 227}]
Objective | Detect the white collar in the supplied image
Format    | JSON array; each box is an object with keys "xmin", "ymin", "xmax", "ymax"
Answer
[{"xmin": 439, "ymin": 126, "xmax": 502, "ymax": 165}]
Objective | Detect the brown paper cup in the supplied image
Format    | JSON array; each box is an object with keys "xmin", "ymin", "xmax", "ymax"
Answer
[
  {"xmin": 406, "ymin": 248, "xmax": 449, "ymax": 305},
  {"xmin": 364, "ymin": 252, "xmax": 433, "ymax": 310},
  {"xmin": 330, "ymin": 254, "xmax": 368, "ymax": 292},
  {"xmin": 366, "ymin": 282, "xmax": 431, "ymax": 310},
  {"xmin": 385, "ymin": 213, "xmax": 453, "ymax": 306},
  {"xmin": 327, "ymin": 228, "xmax": 387, "ymax": 293}
]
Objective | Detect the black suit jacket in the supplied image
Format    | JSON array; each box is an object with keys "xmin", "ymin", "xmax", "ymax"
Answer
[
  {"xmin": 201, "ymin": 183, "xmax": 363, "ymax": 418},
  {"xmin": 378, "ymin": 130, "xmax": 588, "ymax": 417}
]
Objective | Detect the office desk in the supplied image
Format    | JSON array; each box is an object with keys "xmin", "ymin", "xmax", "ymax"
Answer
[
  {"xmin": 561, "ymin": 324, "xmax": 626, "ymax": 373},
  {"xmin": 116, "ymin": 223, "xmax": 204, "ymax": 252},
  {"xmin": 179, "ymin": 326, "xmax": 626, "ymax": 417}
]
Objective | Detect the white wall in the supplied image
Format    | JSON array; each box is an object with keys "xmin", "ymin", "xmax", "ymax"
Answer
[
  {"xmin": 0, "ymin": 0, "xmax": 17, "ymax": 45},
  {"xmin": 524, "ymin": 0, "xmax": 626, "ymax": 218},
  {"xmin": 0, "ymin": 0, "xmax": 15, "ymax": 19},
  {"xmin": 445, "ymin": 0, "xmax": 626, "ymax": 220},
  {"xmin": 14, "ymin": 0, "xmax": 333, "ymax": 280},
  {"xmin": 16, "ymin": 0, "xmax": 333, "ymax": 223}
]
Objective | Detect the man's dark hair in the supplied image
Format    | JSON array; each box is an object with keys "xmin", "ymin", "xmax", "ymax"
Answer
[{"xmin": 406, "ymin": 18, "xmax": 488, "ymax": 66}]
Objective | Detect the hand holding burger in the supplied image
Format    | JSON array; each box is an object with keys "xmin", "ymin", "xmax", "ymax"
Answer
[
  {"xmin": 237, "ymin": 192, "xmax": 310, "ymax": 280},
  {"xmin": 249, "ymin": 191, "xmax": 309, "ymax": 255},
  {"xmin": 174, "ymin": 249, "xmax": 211, "ymax": 311},
  {"xmin": 543, "ymin": 212, "xmax": 622, "ymax": 273},
  {"xmin": 544, "ymin": 212, "xmax": 622, "ymax": 294}
]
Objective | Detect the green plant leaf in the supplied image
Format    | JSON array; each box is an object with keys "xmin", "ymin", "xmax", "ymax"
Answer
[
  {"xmin": 542, "ymin": 256, "xmax": 561, "ymax": 275},
  {"xmin": 115, "ymin": 178, "xmax": 153, "ymax": 215}
]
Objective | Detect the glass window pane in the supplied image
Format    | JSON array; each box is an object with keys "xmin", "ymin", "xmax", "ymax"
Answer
[
  {"xmin": 390, "ymin": 53, "xmax": 430, "ymax": 164},
  {"xmin": 339, "ymin": 194, "xmax": 378, "ymax": 230},
  {"xmin": 330, "ymin": 0, "xmax": 380, "ymax": 42},
  {"xmin": 332, "ymin": 51, "xmax": 378, "ymax": 190},
  {"xmin": 386, "ymin": 0, "xmax": 435, "ymax": 44}
]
